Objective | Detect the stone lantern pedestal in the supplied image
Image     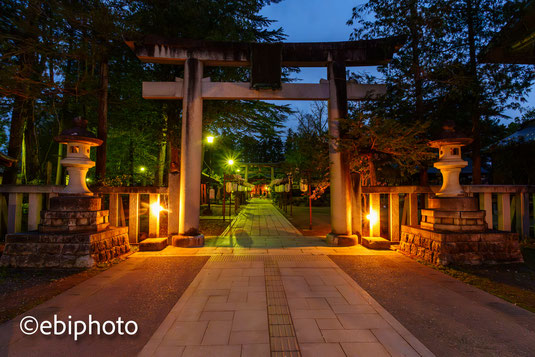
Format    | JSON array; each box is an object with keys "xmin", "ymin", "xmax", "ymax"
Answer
[
  {"xmin": 399, "ymin": 122, "xmax": 522, "ymax": 265},
  {"xmin": 0, "ymin": 118, "xmax": 130, "ymax": 268}
]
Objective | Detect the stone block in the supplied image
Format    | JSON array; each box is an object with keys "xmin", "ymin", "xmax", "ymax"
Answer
[
  {"xmin": 140, "ymin": 237, "xmax": 169, "ymax": 251},
  {"xmin": 361, "ymin": 236, "xmax": 391, "ymax": 250},
  {"xmin": 60, "ymin": 254, "xmax": 77, "ymax": 268},
  {"xmin": 75, "ymin": 255, "xmax": 94, "ymax": 268},
  {"xmin": 461, "ymin": 211, "xmax": 485, "ymax": 219},
  {"xmin": 428, "ymin": 197, "xmax": 478, "ymax": 211},
  {"xmin": 172, "ymin": 234, "xmax": 205, "ymax": 247},
  {"xmin": 43, "ymin": 255, "xmax": 61, "ymax": 268},
  {"xmin": 49, "ymin": 196, "xmax": 101, "ymax": 211}
]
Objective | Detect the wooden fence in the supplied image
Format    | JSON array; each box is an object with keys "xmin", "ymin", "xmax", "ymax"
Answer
[{"xmin": 1, "ymin": 184, "xmax": 533, "ymax": 243}]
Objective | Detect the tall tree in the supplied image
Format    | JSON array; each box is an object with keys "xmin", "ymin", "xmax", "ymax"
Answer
[{"xmin": 348, "ymin": 0, "xmax": 533, "ymax": 185}]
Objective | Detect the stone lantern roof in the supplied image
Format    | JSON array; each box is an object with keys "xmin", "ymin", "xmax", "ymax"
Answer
[
  {"xmin": 428, "ymin": 120, "xmax": 473, "ymax": 148},
  {"xmin": 54, "ymin": 116, "xmax": 103, "ymax": 147}
]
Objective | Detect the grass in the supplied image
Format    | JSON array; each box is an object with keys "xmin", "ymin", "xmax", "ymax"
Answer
[
  {"xmin": 280, "ymin": 204, "xmax": 331, "ymax": 236},
  {"xmin": 425, "ymin": 244, "xmax": 535, "ymax": 313}
]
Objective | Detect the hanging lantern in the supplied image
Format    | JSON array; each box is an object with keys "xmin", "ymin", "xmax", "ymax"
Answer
[
  {"xmin": 285, "ymin": 183, "xmax": 290, "ymax": 192},
  {"xmin": 232, "ymin": 182, "xmax": 238, "ymax": 191},
  {"xmin": 300, "ymin": 179, "xmax": 308, "ymax": 192},
  {"xmin": 226, "ymin": 182, "xmax": 232, "ymax": 193}
]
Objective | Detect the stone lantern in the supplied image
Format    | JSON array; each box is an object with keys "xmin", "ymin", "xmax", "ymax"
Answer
[
  {"xmin": 428, "ymin": 121, "xmax": 473, "ymax": 197},
  {"xmin": 54, "ymin": 117, "xmax": 102, "ymax": 195},
  {"xmin": 0, "ymin": 117, "xmax": 130, "ymax": 269},
  {"xmin": 398, "ymin": 121, "xmax": 522, "ymax": 266}
]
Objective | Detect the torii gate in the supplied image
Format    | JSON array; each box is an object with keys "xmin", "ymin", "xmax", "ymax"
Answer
[{"xmin": 126, "ymin": 37, "xmax": 403, "ymax": 246}]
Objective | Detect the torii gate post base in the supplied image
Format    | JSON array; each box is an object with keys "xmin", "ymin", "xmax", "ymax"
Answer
[{"xmin": 326, "ymin": 233, "xmax": 357, "ymax": 247}]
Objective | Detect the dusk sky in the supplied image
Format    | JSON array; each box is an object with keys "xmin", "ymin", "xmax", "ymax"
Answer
[{"xmin": 260, "ymin": 0, "xmax": 534, "ymax": 131}]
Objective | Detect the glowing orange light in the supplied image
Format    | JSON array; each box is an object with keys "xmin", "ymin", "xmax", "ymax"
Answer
[
  {"xmin": 366, "ymin": 209, "xmax": 378, "ymax": 228},
  {"xmin": 150, "ymin": 202, "xmax": 165, "ymax": 216}
]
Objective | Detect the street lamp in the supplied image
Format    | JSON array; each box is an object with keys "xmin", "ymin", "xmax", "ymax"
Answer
[
  {"xmin": 227, "ymin": 159, "xmax": 234, "ymax": 166},
  {"xmin": 206, "ymin": 135, "xmax": 215, "ymax": 211}
]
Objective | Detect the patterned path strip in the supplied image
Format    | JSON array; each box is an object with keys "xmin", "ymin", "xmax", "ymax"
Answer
[{"xmin": 264, "ymin": 256, "xmax": 300, "ymax": 356}]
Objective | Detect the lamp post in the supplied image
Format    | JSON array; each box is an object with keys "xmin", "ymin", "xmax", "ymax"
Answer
[
  {"xmin": 206, "ymin": 135, "xmax": 215, "ymax": 211},
  {"xmin": 227, "ymin": 159, "xmax": 234, "ymax": 219},
  {"xmin": 223, "ymin": 158, "xmax": 235, "ymax": 221}
]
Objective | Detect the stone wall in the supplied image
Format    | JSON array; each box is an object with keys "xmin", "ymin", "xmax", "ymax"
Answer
[
  {"xmin": 400, "ymin": 225, "xmax": 523, "ymax": 265},
  {"xmin": 0, "ymin": 227, "xmax": 130, "ymax": 268}
]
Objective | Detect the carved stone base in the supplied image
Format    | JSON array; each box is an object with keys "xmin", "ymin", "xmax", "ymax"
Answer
[
  {"xmin": 0, "ymin": 227, "xmax": 130, "ymax": 268},
  {"xmin": 325, "ymin": 233, "xmax": 357, "ymax": 247},
  {"xmin": 171, "ymin": 234, "xmax": 204, "ymax": 248},
  {"xmin": 399, "ymin": 225, "xmax": 523, "ymax": 266}
]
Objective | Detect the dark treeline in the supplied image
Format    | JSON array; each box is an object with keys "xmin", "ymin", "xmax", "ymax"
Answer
[
  {"xmin": 0, "ymin": 0, "xmax": 290, "ymax": 186},
  {"xmin": 0, "ymin": 0, "xmax": 533, "ymax": 188}
]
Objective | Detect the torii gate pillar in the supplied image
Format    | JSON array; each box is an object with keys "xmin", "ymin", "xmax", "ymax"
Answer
[
  {"xmin": 326, "ymin": 60, "xmax": 352, "ymax": 241},
  {"xmin": 172, "ymin": 58, "xmax": 205, "ymax": 247}
]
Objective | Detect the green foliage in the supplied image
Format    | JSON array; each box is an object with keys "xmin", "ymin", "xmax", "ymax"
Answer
[
  {"xmin": 341, "ymin": 101, "xmax": 433, "ymax": 186},
  {"xmin": 348, "ymin": 0, "xmax": 534, "ymax": 184},
  {"xmin": 284, "ymin": 102, "xmax": 330, "ymax": 196},
  {"xmin": 0, "ymin": 0, "xmax": 291, "ymax": 185}
]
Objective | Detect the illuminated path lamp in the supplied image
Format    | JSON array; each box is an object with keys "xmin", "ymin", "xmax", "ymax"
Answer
[{"xmin": 361, "ymin": 208, "xmax": 391, "ymax": 250}]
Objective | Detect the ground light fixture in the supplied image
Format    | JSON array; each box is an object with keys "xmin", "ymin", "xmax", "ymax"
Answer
[
  {"xmin": 150, "ymin": 202, "xmax": 165, "ymax": 217},
  {"xmin": 366, "ymin": 209, "xmax": 378, "ymax": 231}
]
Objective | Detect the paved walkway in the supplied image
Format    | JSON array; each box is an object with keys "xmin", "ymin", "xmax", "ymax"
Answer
[
  {"xmin": 3, "ymin": 199, "xmax": 534, "ymax": 356},
  {"xmin": 139, "ymin": 199, "xmax": 433, "ymax": 356}
]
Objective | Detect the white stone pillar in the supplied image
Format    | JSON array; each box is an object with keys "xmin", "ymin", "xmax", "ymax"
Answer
[
  {"xmin": 179, "ymin": 58, "xmax": 203, "ymax": 235},
  {"xmin": 327, "ymin": 60, "xmax": 351, "ymax": 236}
]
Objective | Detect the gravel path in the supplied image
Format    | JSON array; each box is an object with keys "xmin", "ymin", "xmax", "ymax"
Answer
[
  {"xmin": 0, "ymin": 255, "xmax": 208, "ymax": 356},
  {"xmin": 330, "ymin": 254, "xmax": 535, "ymax": 357}
]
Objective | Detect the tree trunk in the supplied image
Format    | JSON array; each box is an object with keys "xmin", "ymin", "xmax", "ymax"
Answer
[
  {"xmin": 408, "ymin": 1, "xmax": 426, "ymax": 186},
  {"xmin": 467, "ymin": 0, "xmax": 481, "ymax": 184},
  {"xmin": 129, "ymin": 137, "xmax": 135, "ymax": 186},
  {"xmin": 24, "ymin": 105, "xmax": 41, "ymax": 182},
  {"xmin": 155, "ymin": 131, "xmax": 167, "ymax": 186},
  {"xmin": 4, "ymin": 97, "xmax": 27, "ymax": 184},
  {"xmin": 368, "ymin": 155, "xmax": 377, "ymax": 186},
  {"xmin": 96, "ymin": 59, "xmax": 109, "ymax": 181}
]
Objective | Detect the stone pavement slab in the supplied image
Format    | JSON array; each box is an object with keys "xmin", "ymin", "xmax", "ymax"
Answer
[
  {"xmin": 139, "ymin": 255, "xmax": 433, "ymax": 357},
  {"xmin": 137, "ymin": 200, "xmax": 433, "ymax": 357}
]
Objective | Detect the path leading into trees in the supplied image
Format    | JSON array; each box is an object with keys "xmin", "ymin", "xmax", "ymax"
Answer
[{"xmin": 138, "ymin": 199, "xmax": 433, "ymax": 356}]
